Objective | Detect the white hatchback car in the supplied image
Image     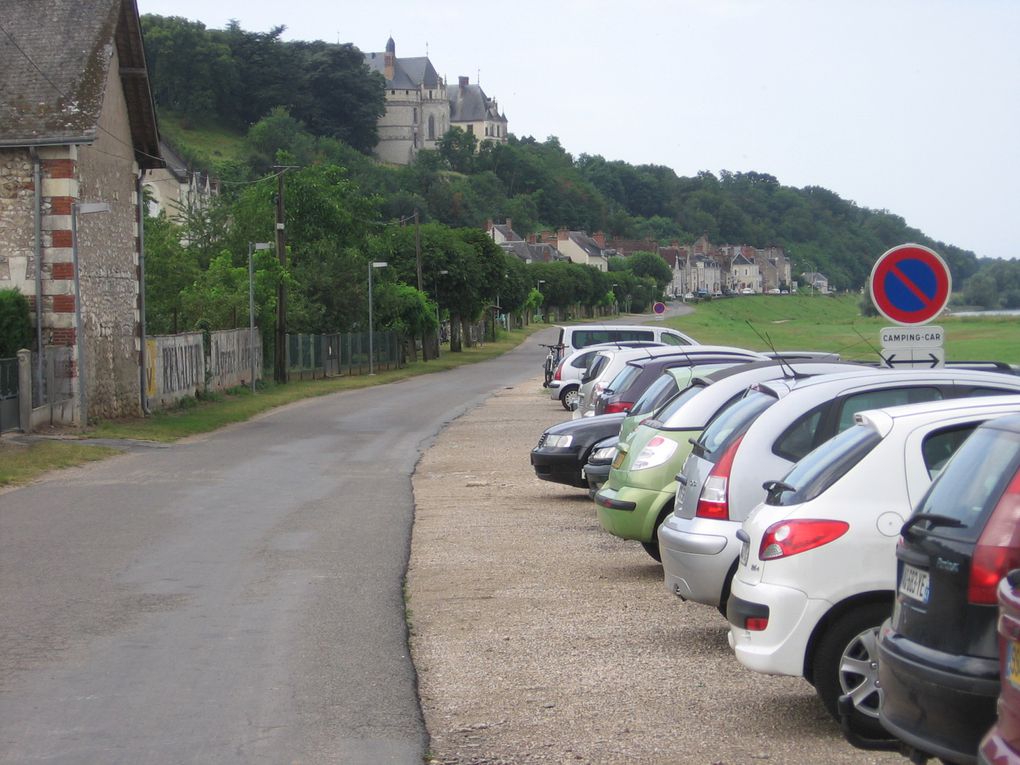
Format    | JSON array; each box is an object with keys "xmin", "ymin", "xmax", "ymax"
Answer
[
  {"xmin": 659, "ymin": 368, "xmax": 1020, "ymax": 611},
  {"xmin": 726, "ymin": 395, "xmax": 1020, "ymax": 739},
  {"xmin": 548, "ymin": 341, "xmax": 664, "ymax": 410}
]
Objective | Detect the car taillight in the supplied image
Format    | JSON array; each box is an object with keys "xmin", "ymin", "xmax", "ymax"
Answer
[
  {"xmin": 604, "ymin": 401, "xmax": 632, "ymax": 415},
  {"xmin": 745, "ymin": 617, "xmax": 769, "ymax": 631},
  {"xmin": 695, "ymin": 434, "xmax": 744, "ymax": 520},
  {"xmin": 553, "ymin": 362, "xmax": 563, "ymax": 381},
  {"xmin": 968, "ymin": 469, "xmax": 1020, "ymax": 605},
  {"xmin": 759, "ymin": 519, "xmax": 850, "ymax": 560}
]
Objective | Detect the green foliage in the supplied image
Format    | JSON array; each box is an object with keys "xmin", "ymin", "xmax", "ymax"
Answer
[
  {"xmin": 0, "ymin": 288, "xmax": 32, "ymax": 356},
  {"xmin": 624, "ymin": 251, "xmax": 673, "ymax": 292},
  {"xmin": 438, "ymin": 128, "xmax": 478, "ymax": 173},
  {"xmin": 958, "ymin": 258, "xmax": 1020, "ymax": 309}
]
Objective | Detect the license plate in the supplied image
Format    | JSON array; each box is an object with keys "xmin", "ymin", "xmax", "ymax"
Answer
[
  {"xmin": 899, "ymin": 564, "xmax": 930, "ymax": 603},
  {"xmin": 1009, "ymin": 641, "xmax": 1020, "ymax": 690},
  {"xmin": 739, "ymin": 540, "xmax": 749, "ymax": 566},
  {"xmin": 611, "ymin": 450, "xmax": 625, "ymax": 469}
]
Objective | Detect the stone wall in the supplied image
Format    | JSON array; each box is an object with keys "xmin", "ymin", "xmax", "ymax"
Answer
[
  {"xmin": 74, "ymin": 48, "xmax": 143, "ymax": 421},
  {"xmin": 208, "ymin": 328, "xmax": 261, "ymax": 391}
]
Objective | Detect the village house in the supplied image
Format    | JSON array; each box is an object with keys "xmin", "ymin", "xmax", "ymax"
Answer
[
  {"xmin": 142, "ymin": 139, "xmax": 217, "ymax": 224},
  {"xmin": 363, "ymin": 39, "xmax": 507, "ymax": 165},
  {"xmin": 0, "ymin": 0, "xmax": 162, "ymax": 425}
]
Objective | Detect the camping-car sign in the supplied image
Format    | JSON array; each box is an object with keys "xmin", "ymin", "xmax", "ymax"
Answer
[{"xmin": 869, "ymin": 244, "xmax": 952, "ymax": 326}]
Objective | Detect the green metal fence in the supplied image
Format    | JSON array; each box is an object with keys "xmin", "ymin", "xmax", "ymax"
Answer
[{"xmin": 285, "ymin": 331, "xmax": 403, "ymax": 380}]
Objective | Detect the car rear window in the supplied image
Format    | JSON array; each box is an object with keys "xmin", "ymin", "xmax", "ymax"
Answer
[
  {"xmin": 654, "ymin": 383, "xmax": 709, "ymax": 428},
  {"xmin": 606, "ymin": 365, "xmax": 641, "ymax": 396},
  {"xmin": 836, "ymin": 386, "xmax": 942, "ymax": 431},
  {"xmin": 910, "ymin": 426, "xmax": 1020, "ymax": 542},
  {"xmin": 630, "ymin": 374, "xmax": 679, "ymax": 417},
  {"xmin": 660, "ymin": 333, "xmax": 689, "ymax": 346},
  {"xmin": 768, "ymin": 423, "xmax": 882, "ymax": 506},
  {"xmin": 695, "ymin": 389, "xmax": 777, "ymax": 458},
  {"xmin": 582, "ymin": 355, "xmax": 608, "ymax": 384},
  {"xmin": 921, "ymin": 423, "xmax": 981, "ymax": 479},
  {"xmin": 608, "ymin": 330, "xmax": 654, "ymax": 343}
]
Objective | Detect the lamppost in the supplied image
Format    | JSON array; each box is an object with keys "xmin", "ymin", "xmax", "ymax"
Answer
[
  {"xmin": 248, "ymin": 242, "xmax": 271, "ymax": 393},
  {"xmin": 368, "ymin": 261, "xmax": 387, "ymax": 375},
  {"xmin": 434, "ymin": 269, "xmax": 448, "ymax": 352},
  {"xmin": 71, "ymin": 200, "xmax": 111, "ymax": 428},
  {"xmin": 536, "ymin": 280, "xmax": 546, "ymax": 322},
  {"xmin": 612, "ymin": 282, "xmax": 618, "ymax": 314}
]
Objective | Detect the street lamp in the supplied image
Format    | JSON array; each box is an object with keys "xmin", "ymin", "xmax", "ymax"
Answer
[
  {"xmin": 71, "ymin": 200, "xmax": 111, "ymax": 428},
  {"xmin": 368, "ymin": 261, "xmax": 388, "ymax": 375},
  {"xmin": 248, "ymin": 242, "xmax": 272, "ymax": 393}
]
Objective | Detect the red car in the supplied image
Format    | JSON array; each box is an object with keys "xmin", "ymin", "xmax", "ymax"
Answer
[{"xmin": 980, "ymin": 569, "xmax": 1020, "ymax": 765}]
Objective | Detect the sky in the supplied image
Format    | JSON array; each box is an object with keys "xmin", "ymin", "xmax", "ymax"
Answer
[{"xmin": 136, "ymin": 0, "xmax": 1020, "ymax": 261}]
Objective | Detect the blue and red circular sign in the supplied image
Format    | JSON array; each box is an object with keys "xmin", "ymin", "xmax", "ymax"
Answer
[
  {"xmin": 653, "ymin": 301, "xmax": 666, "ymax": 315},
  {"xmin": 869, "ymin": 244, "xmax": 951, "ymax": 325}
]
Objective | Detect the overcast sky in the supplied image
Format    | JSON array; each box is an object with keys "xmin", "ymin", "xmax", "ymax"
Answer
[{"xmin": 137, "ymin": 0, "xmax": 1019, "ymax": 261}]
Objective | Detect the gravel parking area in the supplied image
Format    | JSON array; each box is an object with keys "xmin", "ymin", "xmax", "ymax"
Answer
[{"xmin": 408, "ymin": 377, "xmax": 904, "ymax": 764}]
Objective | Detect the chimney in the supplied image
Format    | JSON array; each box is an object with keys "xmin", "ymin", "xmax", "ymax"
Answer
[
  {"xmin": 557, "ymin": 228, "xmax": 569, "ymax": 241},
  {"xmin": 384, "ymin": 37, "xmax": 395, "ymax": 81},
  {"xmin": 505, "ymin": 218, "xmax": 512, "ymax": 232},
  {"xmin": 485, "ymin": 218, "xmax": 493, "ymax": 232},
  {"xmin": 593, "ymin": 231, "xmax": 605, "ymax": 249},
  {"xmin": 459, "ymin": 75, "xmax": 469, "ymax": 90},
  {"xmin": 527, "ymin": 234, "xmax": 537, "ymax": 244}
]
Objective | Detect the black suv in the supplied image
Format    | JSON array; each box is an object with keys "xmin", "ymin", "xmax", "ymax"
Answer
[{"xmin": 877, "ymin": 413, "xmax": 1020, "ymax": 765}]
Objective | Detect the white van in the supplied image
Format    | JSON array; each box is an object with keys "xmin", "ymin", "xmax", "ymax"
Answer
[{"xmin": 556, "ymin": 325, "xmax": 696, "ymax": 354}]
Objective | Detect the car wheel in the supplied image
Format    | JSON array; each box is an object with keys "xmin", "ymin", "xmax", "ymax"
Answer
[
  {"xmin": 639, "ymin": 540, "xmax": 661, "ymax": 562},
  {"xmin": 560, "ymin": 386, "xmax": 580, "ymax": 411},
  {"xmin": 811, "ymin": 603, "xmax": 889, "ymax": 739}
]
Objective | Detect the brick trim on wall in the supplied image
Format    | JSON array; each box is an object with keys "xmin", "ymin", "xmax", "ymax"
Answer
[
  {"xmin": 52, "ymin": 294, "xmax": 76, "ymax": 313},
  {"xmin": 51, "ymin": 262, "xmax": 74, "ymax": 279}
]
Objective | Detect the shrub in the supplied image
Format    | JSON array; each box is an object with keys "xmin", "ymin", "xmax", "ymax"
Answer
[{"xmin": 0, "ymin": 289, "xmax": 32, "ymax": 357}]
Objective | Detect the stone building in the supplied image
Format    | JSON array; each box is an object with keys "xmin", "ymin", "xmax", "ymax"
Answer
[
  {"xmin": 363, "ymin": 38, "xmax": 507, "ymax": 165},
  {"xmin": 143, "ymin": 139, "xmax": 217, "ymax": 224},
  {"xmin": 0, "ymin": 0, "xmax": 162, "ymax": 424}
]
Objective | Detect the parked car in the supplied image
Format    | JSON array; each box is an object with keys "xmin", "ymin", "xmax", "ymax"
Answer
[
  {"xmin": 594, "ymin": 355, "xmax": 741, "ymax": 417},
  {"xmin": 978, "ymin": 569, "xmax": 1020, "ymax": 765},
  {"xmin": 582, "ymin": 364, "xmax": 739, "ymax": 497},
  {"xmin": 575, "ymin": 345, "xmax": 768, "ymax": 418},
  {"xmin": 532, "ymin": 363, "xmax": 745, "ymax": 491},
  {"xmin": 727, "ymin": 396, "xmax": 1020, "ymax": 739},
  {"xmin": 554, "ymin": 324, "xmax": 696, "ymax": 355},
  {"xmin": 596, "ymin": 360, "xmax": 864, "ymax": 562},
  {"xmin": 548, "ymin": 341, "xmax": 664, "ymax": 411},
  {"xmin": 660, "ymin": 369, "xmax": 1020, "ymax": 612},
  {"xmin": 878, "ymin": 413, "xmax": 1020, "ymax": 765}
]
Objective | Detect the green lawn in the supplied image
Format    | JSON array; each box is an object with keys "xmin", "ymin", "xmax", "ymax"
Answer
[
  {"xmin": 665, "ymin": 294, "xmax": 1020, "ymax": 364},
  {"xmin": 157, "ymin": 111, "xmax": 246, "ymax": 166}
]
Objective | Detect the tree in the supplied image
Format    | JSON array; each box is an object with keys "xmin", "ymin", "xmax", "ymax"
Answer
[
  {"xmin": 143, "ymin": 212, "xmax": 200, "ymax": 334},
  {"xmin": 625, "ymin": 251, "xmax": 672, "ymax": 293},
  {"xmin": 0, "ymin": 288, "xmax": 31, "ymax": 356},
  {"xmin": 438, "ymin": 127, "xmax": 478, "ymax": 174}
]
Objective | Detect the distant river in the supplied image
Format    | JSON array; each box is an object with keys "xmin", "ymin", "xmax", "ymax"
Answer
[{"xmin": 950, "ymin": 309, "xmax": 1020, "ymax": 317}]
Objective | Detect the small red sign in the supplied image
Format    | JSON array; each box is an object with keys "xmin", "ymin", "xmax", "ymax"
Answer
[{"xmin": 869, "ymin": 244, "xmax": 951, "ymax": 326}]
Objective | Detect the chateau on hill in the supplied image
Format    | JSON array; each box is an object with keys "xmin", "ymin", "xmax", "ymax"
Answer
[{"xmin": 363, "ymin": 38, "xmax": 508, "ymax": 165}]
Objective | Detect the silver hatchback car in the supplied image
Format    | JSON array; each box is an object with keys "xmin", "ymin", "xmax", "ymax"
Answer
[{"xmin": 659, "ymin": 368, "xmax": 1020, "ymax": 611}]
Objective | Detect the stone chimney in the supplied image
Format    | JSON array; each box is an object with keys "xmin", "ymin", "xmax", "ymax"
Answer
[
  {"xmin": 459, "ymin": 75, "xmax": 469, "ymax": 90},
  {"xmin": 557, "ymin": 228, "xmax": 569, "ymax": 241},
  {"xmin": 505, "ymin": 218, "xmax": 512, "ymax": 232},
  {"xmin": 593, "ymin": 231, "xmax": 606, "ymax": 249},
  {"xmin": 384, "ymin": 37, "xmax": 396, "ymax": 81}
]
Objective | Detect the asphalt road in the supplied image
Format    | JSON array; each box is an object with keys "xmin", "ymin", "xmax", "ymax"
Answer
[{"xmin": 0, "ymin": 331, "xmax": 558, "ymax": 764}]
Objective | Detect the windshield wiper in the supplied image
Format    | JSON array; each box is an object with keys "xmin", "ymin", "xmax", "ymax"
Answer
[
  {"xmin": 901, "ymin": 513, "xmax": 965, "ymax": 537},
  {"xmin": 688, "ymin": 435, "xmax": 709, "ymax": 455}
]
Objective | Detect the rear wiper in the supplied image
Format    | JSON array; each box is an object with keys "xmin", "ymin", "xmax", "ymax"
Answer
[
  {"xmin": 901, "ymin": 513, "xmax": 965, "ymax": 536},
  {"xmin": 763, "ymin": 480, "xmax": 796, "ymax": 494},
  {"xmin": 688, "ymin": 435, "xmax": 708, "ymax": 453}
]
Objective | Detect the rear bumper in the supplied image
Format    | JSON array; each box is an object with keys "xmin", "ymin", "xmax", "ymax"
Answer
[{"xmin": 878, "ymin": 623, "xmax": 999, "ymax": 764}]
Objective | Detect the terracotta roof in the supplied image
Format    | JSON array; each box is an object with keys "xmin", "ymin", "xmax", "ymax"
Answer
[{"xmin": 0, "ymin": 0, "xmax": 162, "ymax": 167}]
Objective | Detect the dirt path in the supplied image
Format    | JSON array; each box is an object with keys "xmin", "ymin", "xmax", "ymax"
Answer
[{"xmin": 409, "ymin": 377, "xmax": 901, "ymax": 765}]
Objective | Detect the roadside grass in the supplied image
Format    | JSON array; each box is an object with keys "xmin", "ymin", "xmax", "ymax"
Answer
[
  {"xmin": 0, "ymin": 441, "xmax": 121, "ymax": 488},
  {"xmin": 666, "ymin": 294, "xmax": 1020, "ymax": 364},
  {"xmin": 89, "ymin": 329, "xmax": 538, "ymax": 442}
]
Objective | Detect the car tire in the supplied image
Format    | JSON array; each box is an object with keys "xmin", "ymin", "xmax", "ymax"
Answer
[
  {"xmin": 560, "ymin": 386, "xmax": 580, "ymax": 411},
  {"xmin": 811, "ymin": 602, "xmax": 890, "ymax": 739},
  {"xmin": 639, "ymin": 541, "xmax": 661, "ymax": 562}
]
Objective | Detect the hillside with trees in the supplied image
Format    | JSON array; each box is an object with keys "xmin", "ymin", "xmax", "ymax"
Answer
[{"xmin": 139, "ymin": 15, "xmax": 1019, "ymax": 352}]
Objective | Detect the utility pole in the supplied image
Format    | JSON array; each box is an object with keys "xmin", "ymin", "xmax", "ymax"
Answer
[
  {"xmin": 414, "ymin": 208, "xmax": 422, "ymax": 290},
  {"xmin": 272, "ymin": 166, "xmax": 298, "ymax": 383}
]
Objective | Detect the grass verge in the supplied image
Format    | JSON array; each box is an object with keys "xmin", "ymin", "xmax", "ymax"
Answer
[{"xmin": 0, "ymin": 327, "xmax": 543, "ymax": 487}]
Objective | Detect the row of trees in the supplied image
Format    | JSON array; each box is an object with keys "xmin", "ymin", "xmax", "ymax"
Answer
[{"xmin": 144, "ymin": 162, "xmax": 663, "ymax": 353}]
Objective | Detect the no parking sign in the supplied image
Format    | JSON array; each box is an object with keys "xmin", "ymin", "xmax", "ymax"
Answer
[{"xmin": 869, "ymin": 244, "xmax": 952, "ymax": 326}]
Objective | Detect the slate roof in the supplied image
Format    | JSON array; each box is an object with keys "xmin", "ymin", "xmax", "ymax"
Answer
[
  {"xmin": 449, "ymin": 81, "xmax": 506, "ymax": 124},
  {"xmin": 364, "ymin": 49, "xmax": 443, "ymax": 90},
  {"xmin": 492, "ymin": 222, "xmax": 520, "ymax": 241},
  {"xmin": 732, "ymin": 253, "xmax": 754, "ymax": 266},
  {"xmin": 0, "ymin": 0, "xmax": 161, "ymax": 167}
]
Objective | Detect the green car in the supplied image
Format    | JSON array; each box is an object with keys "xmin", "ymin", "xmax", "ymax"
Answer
[
  {"xmin": 595, "ymin": 364, "xmax": 742, "ymax": 559},
  {"xmin": 595, "ymin": 360, "xmax": 856, "ymax": 560}
]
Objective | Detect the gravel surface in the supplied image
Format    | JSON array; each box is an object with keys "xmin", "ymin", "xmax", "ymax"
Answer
[{"xmin": 408, "ymin": 377, "xmax": 904, "ymax": 765}]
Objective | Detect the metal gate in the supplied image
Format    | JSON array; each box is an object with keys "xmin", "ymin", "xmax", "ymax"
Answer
[{"xmin": 0, "ymin": 356, "xmax": 19, "ymax": 433}]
